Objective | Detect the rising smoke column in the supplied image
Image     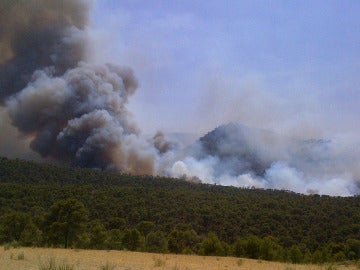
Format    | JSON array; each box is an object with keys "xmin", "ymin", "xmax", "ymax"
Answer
[
  {"xmin": 0, "ymin": 0, "xmax": 158, "ymax": 173},
  {"xmin": 0, "ymin": 0, "xmax": 88, "ymax": 100}
]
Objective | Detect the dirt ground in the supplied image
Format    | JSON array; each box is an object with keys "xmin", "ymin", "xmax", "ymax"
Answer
[{"xmin": 0, "ymin": 247, "xmax": 357, "ymax": 270}]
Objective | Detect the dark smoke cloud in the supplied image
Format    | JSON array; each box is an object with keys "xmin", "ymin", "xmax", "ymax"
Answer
[
  {"xmin": 0, "ymin": 0, "xmax": 159, "ymax": 173},
  {"xmin": 7, "ymin": 63, "xmax": 142, "ymax": 168},
  {"xmin": 0, "ymin": 0, "xmax": 89, "ymax": 101},
  {"xmin": 1, "ymin": 0, "xmax": 359, "ymax": 196}
]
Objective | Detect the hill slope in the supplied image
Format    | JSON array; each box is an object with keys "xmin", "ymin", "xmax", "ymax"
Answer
[
  {"xmin": 182, "ymin": 123, "xmax": 358, "ymax": 196},
  {"xmin": 0, "ymin": 156, "xmax": 359, "ymax": 261}
]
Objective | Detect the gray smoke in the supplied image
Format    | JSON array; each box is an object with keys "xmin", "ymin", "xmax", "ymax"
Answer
[
  {"xmin": 0, "ymin": 0, "xmax": 160, "ymax": 173},
  {"xmin": 169, "ymin": 123, "xmax": 360, "ymax": 196},
  {"xmin": 0, "ymin": 0, "xmax": 88, "ymax": 101},
  {"xmin": 1, "ymin": 1, "xmax": 359, "ymax": 196}
]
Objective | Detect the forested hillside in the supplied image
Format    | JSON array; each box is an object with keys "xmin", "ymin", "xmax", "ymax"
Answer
[{"xmin": 0, "ymin": 157, "xmax": 359, "ymax": 263}]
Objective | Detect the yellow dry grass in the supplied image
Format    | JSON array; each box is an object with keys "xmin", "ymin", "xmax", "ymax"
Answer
[{"xmin": 0, "ymin": 246, "xmax": 357, "ymax": 270}]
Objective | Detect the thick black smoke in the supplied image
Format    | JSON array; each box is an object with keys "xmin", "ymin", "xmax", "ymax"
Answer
[{"xmin": 0, "ymin": 0, "xmax": 159, "ymax": 173}]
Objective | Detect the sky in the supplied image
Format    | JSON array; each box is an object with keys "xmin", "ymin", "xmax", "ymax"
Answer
[
  {"xmin": 89, "ymin": 0, "xmax": 360, "ymax": 138},
  {"xmin": 1, "ymin": 0, "xmax": 360, "ymax": 195}
]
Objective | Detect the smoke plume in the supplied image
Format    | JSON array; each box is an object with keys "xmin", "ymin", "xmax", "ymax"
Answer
[
  {"xmin": 0, "ymin": 0, "xmax": 159, "ymax": 173},
  {"xmin": 1, "ymin": 1, "xmax": 359, "ymax": 196},
  {"xmin": 169, "ymin": 123, "xmax": 360, "ymax": 196}
]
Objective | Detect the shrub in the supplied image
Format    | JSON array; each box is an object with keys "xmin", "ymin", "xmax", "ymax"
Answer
[
  {"xmin": 99, "ymin": 261, "xmax": 116, "ymax": 270},
  {"xmin": 3, "ymin": 240, "xmax": 20, "ymax": 250},
  {"xmin": 38, "ymin": 257, "xmax": 75, "ymax": 270},
  {"xmin": 57, "ymin": 264, "xmax": 75, "ymax": 270},
  {"xmin": 153, "ymin": 257, "xmax": 166, "ymax": 267},
  {"xmin": 200, "ymin": 232, "xmax": 225, "ymax": 256},
  {"xmin": 289, "ymin": 245, "xmax": 303, "ymax": 264},
  {"xmin": 17, "ymin": 251, "xmax": 25, "ymax": 260},
  {"xmin": 122, "ymin": 228, "xmax": 144, "ymax": 251},
  {"xmin": 145, "ymin": 231, "xmax": 168, "ymax": 253}
]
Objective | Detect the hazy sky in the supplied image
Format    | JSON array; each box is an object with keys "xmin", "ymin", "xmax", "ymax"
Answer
[
  {"xmin": 1, "ymin": 0, "xmax": 359, "ymax": 195},
  {"xmin": 89, "ymin": 1, "xmax": 359, "ymax": 137}
]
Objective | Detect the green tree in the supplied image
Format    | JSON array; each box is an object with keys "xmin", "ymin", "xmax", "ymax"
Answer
[
  {"xmin": 44, "ymin": 198, "xmax": 88, "ymax": 248},
  {"xmin": 245, "ymin": 235, "xmax": 261, "ymax": 259},
  {"xmin": 182, "ymin": 229, "xmax": 200, "ymax": 253},
  {"xmin": 312, "ymin": 249, "xmax": 324, "ymax": 264},
  {"xmin": 19, "ymin": 221, "xmax": 43, "ymax": 246},
  {"xmin": 289, "ymin": 245, "xmax": 303, "ymax": 264},
  {"xmin": 145, "ymin": 230, "xmax": 168, "ymax": 253},
  {"xmin": 136, "ymin": 221, "xmax": 155, "ymax": 237},
  {"xmin": 89, "ymin": 219, "xmax": 107, "ymax": 249},
  {"xmin": 200, "ymin": 232, "xmax": 225, "ymax": 256},
  {"xmin": 233, "ymin": 237, "xmax": 246, "ymax": 257},
  {"xmin": 106, "ymin": 217, "xmax": 126, "ymax": 230},
  {"xmin": 346, "ymin": 238, "xmax": 360, "ymax": 260},
  {"xmin": 259, "ymin": 236, "xmax": 284, "ymax": 261},
  {"xmin": 168, "ymin": 229, "xmax": 200, "ymax": 254},
  {"xmin": 122, "ymin": 228, "xmax": 144, "ymax": 251},
  {"xmin": 303, "ymin": 249, "xmax": 312, "ymax": 263},
  {"xmin": 0, "ymin": 212, "xmax": 31, "ymax": 243},
  {"xmin": 168, "ymin": 229, "xmax": 183, "ymax": 253},
  {"xmin": 328, "ymin": 242, "xmax": 346, "ymax": 262},
  {"xmin": 106, "ymin": 229, "xmax": 123, "ymax": 250}
]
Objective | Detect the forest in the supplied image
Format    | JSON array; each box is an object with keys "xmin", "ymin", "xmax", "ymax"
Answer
[{"xmin": 0, "ymin": 156, "xmax": 359, "ymax": 264}]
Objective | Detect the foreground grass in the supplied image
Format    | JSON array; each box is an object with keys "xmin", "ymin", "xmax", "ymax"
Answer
[{"xmin": 0, "ymin": 247, "xmax": 358, "ymax": 270}]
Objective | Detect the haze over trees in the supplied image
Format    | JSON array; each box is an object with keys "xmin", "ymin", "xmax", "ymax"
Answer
[{"xmin": 0, "ymin": 156, "xmax": 359, "ymax": 263}]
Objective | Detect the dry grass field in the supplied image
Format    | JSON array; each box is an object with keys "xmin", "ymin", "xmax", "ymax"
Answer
[{"xmin": 0, "ymin": 247, "xmax": 358, "ymax": 270}]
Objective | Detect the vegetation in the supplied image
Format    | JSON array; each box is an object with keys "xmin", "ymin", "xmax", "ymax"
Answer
[
  {"xmin": 0, "ymin": 156, "xmax": 359, "ymax": 264},
  {"xmin": 43, "ymin": 198, "xmax": 88, "ymax": 248},
  {"xmin": 39, "ymin": 257, "xmax": 75, "ymax": 270},
  {"xmin": 1, "ymin": 247, "xmax": 356, "ymax": 270},
  {"xmin": 99, "ymin": 261, "xmax": 116, "ymax": 270}
]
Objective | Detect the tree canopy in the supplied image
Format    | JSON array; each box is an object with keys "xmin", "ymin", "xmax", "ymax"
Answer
[{"xmin": 0, "ymin": 156, "xmax": 359, "ymax": 263}]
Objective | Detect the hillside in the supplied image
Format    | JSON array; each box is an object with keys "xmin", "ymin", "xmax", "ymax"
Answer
[
  {"xmin": 182, "ymin": 123, "xmax": 357, "ymax": 196},
  {"xmin": 194, "ymin": 123, "xmax": 275, "ymax": 176},
  {"xmin": 0, "ymin": 156, "xmax": 359, "ymax": 263}
]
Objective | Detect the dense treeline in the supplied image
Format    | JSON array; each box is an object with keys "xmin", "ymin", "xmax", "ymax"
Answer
[{"xmin": 0, "ymin": 157, "xmax": 359, "ymax": 263}]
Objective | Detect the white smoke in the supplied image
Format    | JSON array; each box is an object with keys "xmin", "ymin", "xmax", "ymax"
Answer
[
  {"xmin": 1, "ymin": 0, "xmax": 359, "ymax": 197},
  {"xmin": 167, "ymin": 157, "xmax": 359, "ymax": 196},
  {"xmin": 165, "ymin": 124, "xmax": 360, "ymax": 196}
]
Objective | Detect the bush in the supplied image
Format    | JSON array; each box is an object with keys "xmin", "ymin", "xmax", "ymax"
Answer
[
  {"xmin": 200, "ymin": 232, "xmax": 225, "ymax": 256},
  {"xmin": 289, "ymin": 245, "xmax": 303, "ymax": 264},
  {"xmin": 122, "ymin": 228, "xmax": 144, "ymax": 251},
  {"xmin": 259, "ymin": 236, "xmax": 285, "ymax": 261},
  {"xmin": 89, "ymin": 220, "xmax": 107, "ymax": 249},
  {"xmin": 99, "ymin": 262, "xmax": 116, "ymax": 270},
  {"xmin": 145, "ymin": 231, "xmax": 168, "ymax": 253},
  {"xmin": 57, "ymin": 264, "xmax": 75, "ymax": 270},
  {"xmin": 346, "ymin": 239, "xmax": 360, "ymax": 260},
  {"xmin": 168, "ymin": 229, "xmax": 200, "ymax": 254},
  {"xmin": 17, "ymin": 251, "xmax": 25, "ymax": 260},
  {"xmin": 105, "ymin": 229, "xmax": 123, "ymax": 250},
  {"xmin": 233, "ymin": 237, "xmax": 246, "ymax": 257},
  {"xmin": 39, "ymin": 257, "xmax": 75, "ymax": 270},
  {"xmin": 153, "ymin": 257, "xmax": 166, "ymax": 267},
  {"xmin": 244, "ymin": 235, "xmax": 261, "ymax": 259},
  {"xmin": 3, "ymin": 240, "xmax": 20, "ymax": 250}
]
